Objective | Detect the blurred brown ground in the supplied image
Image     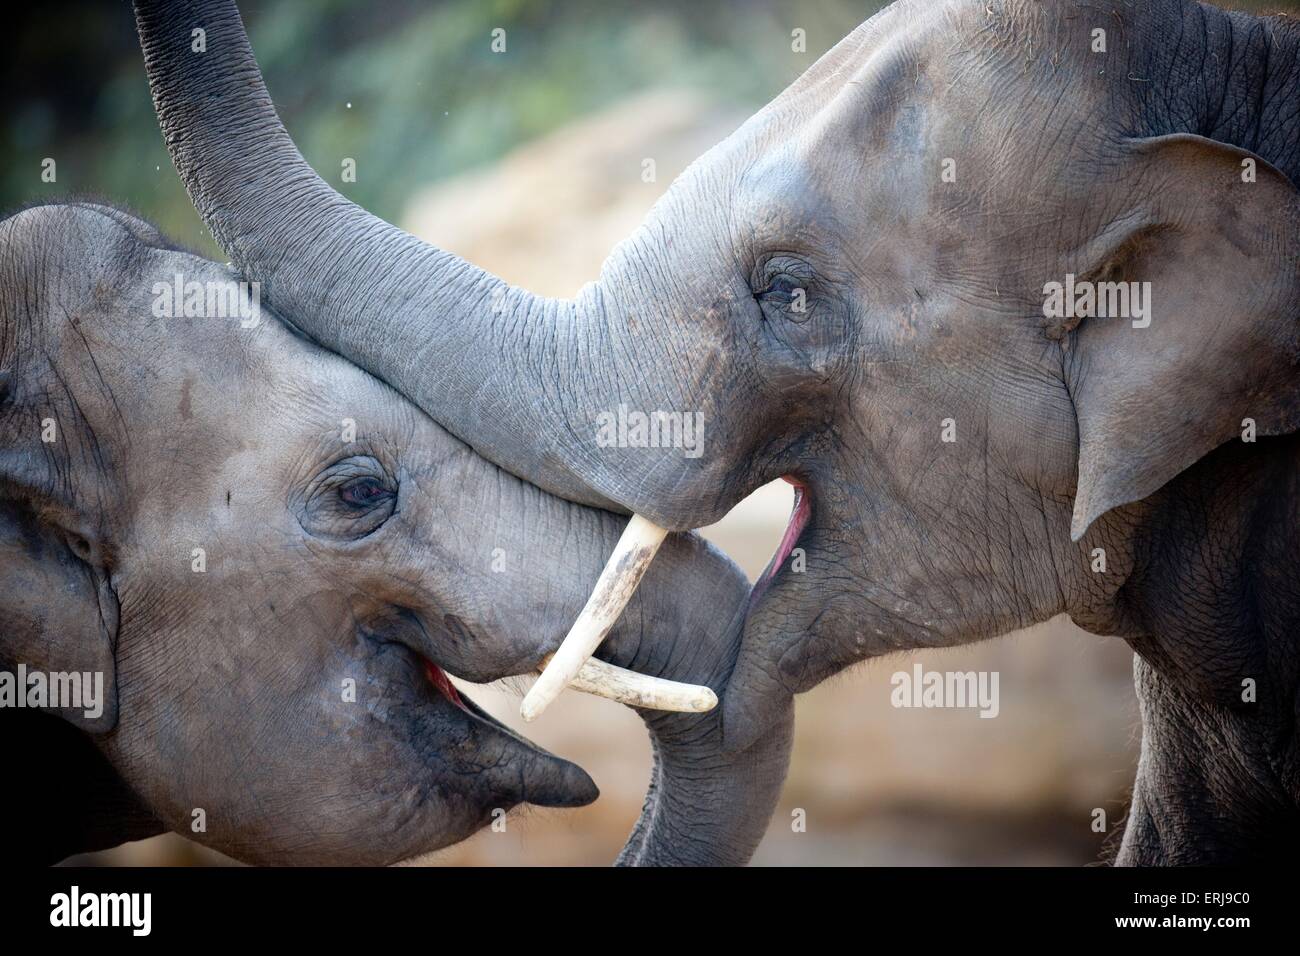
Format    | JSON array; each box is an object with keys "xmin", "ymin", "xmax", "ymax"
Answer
[{"xmin": 77, "ymin": 90, "xmax": 1139, "ymax": 867}]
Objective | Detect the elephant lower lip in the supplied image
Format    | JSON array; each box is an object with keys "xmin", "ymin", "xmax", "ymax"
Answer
[{"xmin": 409, "ymin": 655, "xmax": 599, "ymax": 812}]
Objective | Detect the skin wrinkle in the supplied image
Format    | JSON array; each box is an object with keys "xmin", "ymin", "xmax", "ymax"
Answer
[
  {"xmin": 1248, "ymin": 22, "xmax": 1269, "ymax": 150},
  {"xmin": 1211, "ymin": 15, "xmax": 1235, "ymax": 134}
]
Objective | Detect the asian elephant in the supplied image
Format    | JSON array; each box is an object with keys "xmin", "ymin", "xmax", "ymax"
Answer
[
  {"xmin": 0, "ymin": 201, "xmax": 792, "ymax": 865},
  {"xmin": 136, "ymin": 0, "xmax": 1299, "ymax": 863}
]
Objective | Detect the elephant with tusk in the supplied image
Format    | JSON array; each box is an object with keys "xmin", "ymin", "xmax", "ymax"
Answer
[
  {"xmin": 0, "ymin": 202, "xmax": 792, "ymax": 866},
  {"xmin": 137, "ymin": 0, "xmax": 1300, "ymax": 864}
]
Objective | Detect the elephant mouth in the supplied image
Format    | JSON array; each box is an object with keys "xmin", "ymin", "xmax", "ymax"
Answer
[
  {"xmin": 390, "ymin": 605, "xmax": 715, "ymax": 720},
  {"xmin": 415, "ymin": 656, "xmax": 499, "ymax": 730},
  {"xmin": 749, "ymin": 475, "xmax": 813, "ymax": 608},
  {"xmin": 421, "ymin": 658, "xmax": 466, "ymax": 711}
]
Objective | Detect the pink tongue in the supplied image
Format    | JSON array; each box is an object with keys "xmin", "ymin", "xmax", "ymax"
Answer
[{"xmin": 423, "ymin": 659, "xmax": 466, "ymax": 709}]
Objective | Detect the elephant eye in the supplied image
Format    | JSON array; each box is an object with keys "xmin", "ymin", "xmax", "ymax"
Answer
[
  {"xmin": 339, "ymin": 476, "xmax": 392, "ymax": 509},
  {"xmin": 753, "ymin": 255, "xmax": 816, "ymax": 318},
  {"xmin": 296, "ymin": 455, "xmax": 398, "ymax": 541}
]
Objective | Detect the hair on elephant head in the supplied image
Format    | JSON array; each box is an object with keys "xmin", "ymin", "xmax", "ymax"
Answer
[
  {"xmin": 135, "ymin": 0, "xmax": 1299, "ymax": 862},
  {"xmin": 0, "ymin": 203, "xmax": 791, "ymax": 865}
]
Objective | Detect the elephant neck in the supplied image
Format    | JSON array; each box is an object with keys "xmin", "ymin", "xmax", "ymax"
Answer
[
  {"xmin": 1105, "ymin": 434, "xmax": 1300, "ymax": 861},
  {"xmin": 1117, "ymin": 650, "xmax": 1300, "ymax": 864},
  {"xmin": 1161, "ymin": 3, "xmax": 1300, "ymax": 183},
  {"xmin": 1120, "ymin": 433, "xmax": 1300, "ymax": 699}
]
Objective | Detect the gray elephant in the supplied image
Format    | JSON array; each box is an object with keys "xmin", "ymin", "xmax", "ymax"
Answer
[
  {"xmin": 0, "ymin": 201, "xmax": 791, "ymax": 865},
  {"xmin": 137, "ymin": 0, "xmax": 1300, "ymax": 864}
]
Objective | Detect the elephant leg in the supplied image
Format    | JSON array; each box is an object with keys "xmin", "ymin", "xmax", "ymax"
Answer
[
  {"xmin": 1115, "ymin": 767, "xmax": 1166, "ymax": 866},
  {"xmin": 1117, "ymin": 655, "xmax": 1300, "ymax": 865}
]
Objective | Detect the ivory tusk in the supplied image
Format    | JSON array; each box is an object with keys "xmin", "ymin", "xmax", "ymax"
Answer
[
  {"xmin": 520, "ymin": 514, "xmax": 669, "ymax": 722},
  {"xmin": 536, "ymin": 654, "xmax": 718, "ymax": 713}
]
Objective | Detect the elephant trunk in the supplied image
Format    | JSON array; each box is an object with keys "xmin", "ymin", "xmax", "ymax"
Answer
[
  {"xmin": 595, "ymin": 539, "xmax": 792, "ymax": 865},
  {"xmin": 620, "ymin": 699, "xmax": 793, "ymax": 866}
]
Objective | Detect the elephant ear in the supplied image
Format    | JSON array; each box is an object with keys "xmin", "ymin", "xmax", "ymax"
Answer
[
  {"xmin": 1067, "ymin": 133, "xmax": 1300, "ymax": 541},
  {"xmin": 0, "ymin": 380, "xmax": 120, "ymax": 734}
]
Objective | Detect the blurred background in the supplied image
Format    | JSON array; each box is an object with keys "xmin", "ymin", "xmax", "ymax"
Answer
[{"xmin": 10, "ymin": 0, "xmax": 1295, "ymax": 866}]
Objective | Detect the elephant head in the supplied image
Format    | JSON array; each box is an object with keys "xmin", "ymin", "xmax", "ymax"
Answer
[
  {"xmin": 0, "ymin": 201, "xmax": 791, "ymax": 865},
  {"xmin": 134, "ymin": 0, "xmax": 1298, "ymax": 789}
]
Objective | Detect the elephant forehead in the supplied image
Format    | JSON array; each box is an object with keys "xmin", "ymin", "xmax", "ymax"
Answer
[
  {"xmin": 732, "ymin": 22, "xmax": 985, "ymax": 248},
  {"xmin": 120, "ymin": 257, "xmax": 418, "ymax": 442}
]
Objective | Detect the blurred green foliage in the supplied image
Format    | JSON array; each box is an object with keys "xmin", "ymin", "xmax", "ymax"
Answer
[{"xmin": 4, "ymin": 0, "xmax": 1296, "ymax": 257}]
